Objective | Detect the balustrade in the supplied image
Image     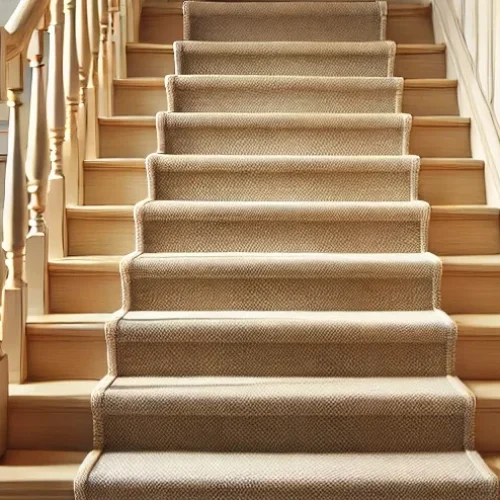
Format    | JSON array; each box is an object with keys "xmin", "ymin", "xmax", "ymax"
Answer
[{"xmin": 0, "ymin": 0, "xmax": 127, "ymax": 383}]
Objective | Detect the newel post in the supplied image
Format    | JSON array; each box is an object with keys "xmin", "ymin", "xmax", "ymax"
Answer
[
  {"xmin": 46, "ymin": 0, "xmax": 67, "ymax": 259},
  {"xmin": 25, "ymin": 18, "xmax": 51, "ymax": 316}
]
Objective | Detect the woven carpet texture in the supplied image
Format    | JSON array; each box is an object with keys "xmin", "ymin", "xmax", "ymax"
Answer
[{"xmin": 75, "ymin": 1, "xmax": 500, "ymax": 498}]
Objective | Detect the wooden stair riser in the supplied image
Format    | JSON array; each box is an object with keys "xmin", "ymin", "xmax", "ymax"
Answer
[
  {"xmin": 66, "ymin": 209, "xmax": 500, "ymax": 257},
  {"xmin": 98, "ymin": 118, "xmax": 471, "ymax": 158},
  {"xmin": 126, "ymin": 46, "xmax": 446, "ymax": 79},
  {"xmin": 47, "ymin": 262, "xmax": 500, "ymax": 315},
  {"xmin": 113, "ymin": 80, "xmax": 459, "ymax": 117},
  {"xmin": 140, "ymin": 4, "xmax": 183, "ymax": 45},
  {"xmin": 138, "ymin": 4, "xmax": 435, "ymax": 46},
  {"xmin": 25, "ymin": 322, "xmax": 500, "ymax": 382},
  {"xmin": 83, "ymin": 160, "xmax": 486, "ymax": 206},
  {"xmin": 7, "ymin": 394, "xmax": 499, "ymax": 453}
]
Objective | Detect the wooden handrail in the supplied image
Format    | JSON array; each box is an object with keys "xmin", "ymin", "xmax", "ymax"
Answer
[{"xmin": 4, "ymin": 0, "xmax": 51, "ymax": 61}]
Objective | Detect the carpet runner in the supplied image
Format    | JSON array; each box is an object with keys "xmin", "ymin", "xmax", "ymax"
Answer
[{"xmin": 75, "ymin": 0, "xmax": 499, "ymax": 498}]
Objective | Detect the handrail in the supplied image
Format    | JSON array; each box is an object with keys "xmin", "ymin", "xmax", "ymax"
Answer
[
  {"xmin": 4, "ymin": 0, "xmax": 51, "ymax": 61},
  {"xmin": 0, "ymin": 0, "xmax": 128, "ymax": 387}
]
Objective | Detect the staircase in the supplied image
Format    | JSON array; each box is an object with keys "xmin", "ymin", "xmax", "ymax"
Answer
[{"xmin": 2, "ymin": 0, "xmax": 500, "ymax": 498}]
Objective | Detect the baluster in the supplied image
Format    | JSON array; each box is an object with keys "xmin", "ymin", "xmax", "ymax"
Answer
[
  {"xmin": 76, "ymin": 0, "xmax": 91, "ymax": 204},
  {"xmin": 86, "ymin": 0, "xmax": 100, "ymax": 159},
  {"xmin": 113, "ymin": 0, "xmax": 127, "ymax": 79},
  {"xmin": 63, "ymin": 0, "xmax": 80, "ymax": 205},
  {"xmin": 46, "ymin": 0, "xmax": 66, "ymax": 259},
  {"xmin": 26, "ymin": 19, "xmax": 50, "ymax": 316},
  {"xmin": 2, "ymin": 87, "xmax": 28, "ymax": 383},
  {"xmin": 127, "ymin": 0, "xmax": 143, "ymax": 44},
  {"xmin": 98, "ymin": 0, "xmax": 111, "ymax": 116}
]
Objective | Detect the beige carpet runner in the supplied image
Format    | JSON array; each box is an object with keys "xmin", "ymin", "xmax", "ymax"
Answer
[{"xmin": 75, "ymin": 1, "xmax": 499, "ymax": 498}]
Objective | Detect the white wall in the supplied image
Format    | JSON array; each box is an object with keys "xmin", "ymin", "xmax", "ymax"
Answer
[
  {"xmin": 448, "ymin": 0, "xmax": 500, "ymax": 136},
  {"xmin": 433, "ymin": 0, "xmax": 500, "ymax": 204},
  {"xmin": 0, "ymin": 0, "xmax": 22, "ymax": 151},
  {"xmin": 0, "ymin": 0, "xmax": 20, "ymax": 24}
]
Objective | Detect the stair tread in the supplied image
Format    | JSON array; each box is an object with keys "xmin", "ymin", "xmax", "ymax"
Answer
[
  {"xmin": 441, "ymin": 255, "xmax": 500, "ymax": 271},
  {"xmin": 125, "ymin": 251, "xmax": 441, "ymax": 272},
  {"xmin": 99, "ymin": 115, "xmax": 469, "ymax": 125},
  {"xmin": 114, "ymin": 77, "xmax": 457, "ymax": 88},
  {"xmin": 69, "ymin": 203, "xmax": 497, "ymax": 219},
  {"xmin": 453, "ymin": 314, "xmax": 500, "ymax": 335},
  {"xmin": 50, "ymin": 254, "xmax": 500, "ymax": 269},
  {"xmin": 140, "ymin": 2, "xmax": 432, "ymax": 16},
  {"xmin": 8, "ymin": 378, "xmax": 498, "ymax": 400},
  {"xmin": 1, "ymin": 450, "xmax": 498, "ymax": 497},
  {"xmin": 28, "ymin": 313, "xmax": 112, "ymax": 325},
  {"xmin": 100, "ymin": 375, "xmax": 471, "ymax": 417},
  {"xmin": 83, "ymin": 450, "xmax": 497, "ymax": 490},
  {"xmin": 83, "ymin": 157, "xmax": 484, "ymax": 167},
  {"xmin": 26, "ymin": 312, "xmax": 500, "ymax": 338},
  {"xmin": 126, "ymin": 42, "xmax": 445, "ymax": 53}
]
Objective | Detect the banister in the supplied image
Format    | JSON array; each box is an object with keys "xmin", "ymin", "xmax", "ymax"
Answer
[
  {"xmin": 4, "ymin": 0, "xmax": 51, "ymax": 62},
  {"xmin": 0, "ymin": 0, "xmax": 127, "ymax": 389}
]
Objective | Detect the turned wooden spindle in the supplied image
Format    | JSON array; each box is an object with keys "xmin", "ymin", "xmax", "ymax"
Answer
[
  {"xmin": 26, "ymin": 25, "xmax": 50, "ymax": 235},
  {"xmin": 98, "ymin": 0, "xmax": 111, "ymax": 116},
  {"xmin": 76, "ymin": 0, "xmax": 91, "ymax": 203},
  {"xmin": 46, "ymin": 0, "xmax": 67, "ymax": 258},
  {"xmin": 63, "ymin": 0, "xmax": 80, "ymax": 205},
  {"xmin": 86, "ymin": 0, "xmax": 100, "ymax": 159},
  {"xmin": 1, "ymin": 88, "xmax": 28, "ymax": 381},
  {"xmin": 110, "ymin": 0, "xmax": 127, "ymax": 79},
  {"xmin": 3, "ymin": 89, "xmax": 27, "ymax": 292},
  {"xmin": 25, "ymin": 20, "xmax": 50, "ymax": 316}
]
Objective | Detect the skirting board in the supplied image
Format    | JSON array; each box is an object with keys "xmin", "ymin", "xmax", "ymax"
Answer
[{"xmin": 432, "ymin": 0, "xmax": 500, "ymax": 205}]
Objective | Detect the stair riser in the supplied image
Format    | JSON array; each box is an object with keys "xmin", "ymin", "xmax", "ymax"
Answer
[
  {"xmin": 125, "ymin": 275, "xmax": 437, "ymax": 312},
  {"xmin": 83, "ymin": 164, "xmax": 486, "ymax": 206},
  {"xmin": 99, "ymin": 414, "xmax": 467, "ymax": 453},
  {"xmin": 184, "ymin": 3, "xmax": 387, "ymax": 43},
  {"xmin": 126, "ymin": 50, "xmax": 445, "ymax": 79},
  {"xmin": 140, "ymin": 7, "xmax": 183, "ymax": 45},
  {"xmin": 138, "ymin": 7, "xmax": 434, "ymax": 45},
  {"xmin": 66, "ymin": 215, "xmax": 498, "ymax": 257},
  {"xmin": 98, "ymin": 121, "xmax": 470, "ymax": 158},
  {"xmin": 113, "ymin": 84, "xmax": 458, "ymax": 116},
  {"xmin": 26, "ymin": 326, "xmax": 500, "ymax": 381},
  {"xmin": 48, "ymin": 268, "xmax": 500, "ymax": 315},
  {"xmin": 8, "ymin": 403, "xmax": 497, "ymax": 453}
]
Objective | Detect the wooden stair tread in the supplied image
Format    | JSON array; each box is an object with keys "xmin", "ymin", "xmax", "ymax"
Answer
[
  {"xmin": 9, "ymin": 380, "xmax": 95, "ymax": 409},
  {"xmin": 453, "ymin": 315, "xmax": 500, "ymax": 336},
  {"xmin": 67, "ymin": 205, "xmax": 496, "ymax": 218},
  {"xmin": 0, "ymin": 450, "xmax": 85, "ymax": 498},
  {"xmin": 125, "ymin": 42, "xmax": 445, "ymax": 54},
  {"xmin": 0, "ymin": 449, "xmax": 497, "ymax": 500},
  {"xmin": 441, "ymin": 255, "xmax": 500, "ymax": 272},
  {"xmin": 28, "ymin": 313, "xmax": 112, "ymax": 325},
  {"xmin": 140, "ymin": 2, "xmax": 432, "ymax": 16},
  {"xmin": 127, "ymin": 43, "xmax": 173, "ymax": 53},
  {"xmin": 7, "ymin": 379, "xmax": 500, "ymax": 409},
  {"xmin": 48, "ymin": 255, "xmax": 122, "ymax": 274},
  {"xmin": 83, "ymin": 158, "xmax": 485, "ymax": 170},
  {"xmin": 50, "ymin": 255, "xmax": 500, "ymax": 272},
  {"xmin": 113, "ymin": 77, "xmax": 457, "ymax": 88},
  {"xmin": 98, "ymin": 116, "xmax": 471, "ymax": 128},
  {"xmin": 25, "ymin": 312, "xmax": 500, "ymax": 340},
  {"xmin": 24, "ymin": 313, "xmax": 500, "ymax": 381}
]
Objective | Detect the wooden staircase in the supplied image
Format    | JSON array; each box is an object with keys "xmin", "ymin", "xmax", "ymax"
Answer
[{"xmin": 1, "ymin": 1, "xmax": 500, "ymax": 497}]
